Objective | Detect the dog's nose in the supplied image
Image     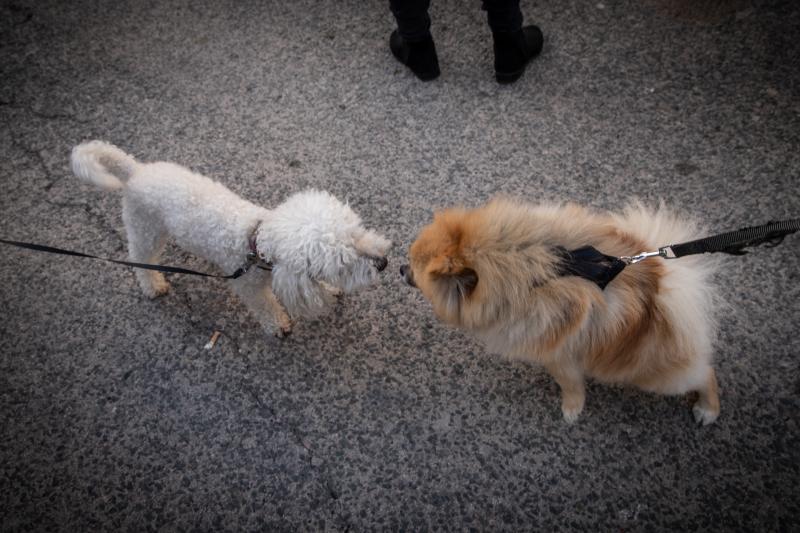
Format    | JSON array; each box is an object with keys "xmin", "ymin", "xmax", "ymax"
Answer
[
  {"xmin": 374, "ymin": 256, "xmax": 388, "ymax": 272},
  {"xmin": 400, "ymin": 264, "xmax": 416, "ymax": 287}
]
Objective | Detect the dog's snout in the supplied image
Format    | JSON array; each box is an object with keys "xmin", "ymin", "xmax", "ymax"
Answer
[
  {"xmin": 374, "ymin": 256, "xmax": 388, "ymax": 272},
  {"xmin": 400, "ymin": 264, "xmax": 416, "ymax": 287}
]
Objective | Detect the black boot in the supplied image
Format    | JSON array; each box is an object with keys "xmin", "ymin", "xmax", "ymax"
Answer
[
  {"xmin": 389, "ymin": 30, "xmax": 440, "ymax": 81},
  {"xmin": 492, "ymin": 25, "xmax": 543, "ymax": 84}
]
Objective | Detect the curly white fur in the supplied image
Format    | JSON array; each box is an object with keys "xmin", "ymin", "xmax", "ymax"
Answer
[{"xmin": 71, "ymin": 140, "xmax": 391, "ymax": 336}]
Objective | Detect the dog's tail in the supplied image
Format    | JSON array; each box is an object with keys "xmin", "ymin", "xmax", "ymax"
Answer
[{"xmin": 71, "ymin": 140, "xmax": 139, "ymax": 191}]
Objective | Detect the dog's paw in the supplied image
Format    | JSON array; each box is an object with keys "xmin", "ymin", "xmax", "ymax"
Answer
[
  {"xmin": 320, "ymin": 281, "xmax": 343, "ymax": 298},
  {"xmin": 692, "ymin": 402, "xmax": 719, "ymax": 426},
  {"xmin": 274, "ymin": 326, "xmax": 292, "ymax": 339},
  {"xmin": 273, "ymin": 317, "xmax": 293, "ymax": 339},
  {"xmin": 142, "ymin": 279, "xmax": 170, "ymax": 299},
  {"xmin": 276, "ymin": 315, "xmax": 293, "ymax": 338},
  {"xmin": 561, "ymin": 398, "xmax": 584, "ymax": 424}
]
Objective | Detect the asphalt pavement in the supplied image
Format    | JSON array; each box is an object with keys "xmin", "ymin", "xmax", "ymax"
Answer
[{"xmin": 1, "ymin": 0, "xmax": 798, "ymax": 530}]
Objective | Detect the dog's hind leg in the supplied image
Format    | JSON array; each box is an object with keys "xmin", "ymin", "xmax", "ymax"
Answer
[
  {"xmin": 122, "ymin": 199, "xmax": 170, "ymax": 298},
  {"xmin": 229, "ymin": 270, "xmax": 293, "ymax": 338},
  {"xmin": 544, "ymin": 359, "xmax": 586, "ymax": 423},
  {"xmin": 692, "ymin": 366, "xmax": 720, "ymax": 426}
]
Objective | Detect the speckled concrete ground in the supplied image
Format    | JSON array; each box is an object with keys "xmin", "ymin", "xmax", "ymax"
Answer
[{"xmin": 1, "ymin": 0, "xmax": 798, "ymax": 531}]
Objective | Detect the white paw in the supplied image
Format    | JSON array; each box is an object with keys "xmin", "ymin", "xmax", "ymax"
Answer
[
  {"xmin": 320, "ymin": 282, "xmax": 343, "ymax": 298},
  {"xmin": 561, "ymin": 401, "xmax": 584, "ymax": 424},
  {"xmin": 273, "ymin": 321, "xmax": 293, "ymax": 339},
  {"xmin": 692, "ymin": 403, "xmax": 719, "ymax": 426},
  {"xmin": 142, "ymin": 279, "xmax": 170, "ymax": 299}
]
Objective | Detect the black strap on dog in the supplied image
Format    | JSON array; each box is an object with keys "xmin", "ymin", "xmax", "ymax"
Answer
[
  {"xmin": 558, "ymin": 218, "xmax": 799, "ymax": 290},
  {"xmin": 0, "ymin": 238, "xmax": 272, "ymax": 279},
  {"xmin": 555, "ymin": 246, "xmax": 626, "ymax": 290}
]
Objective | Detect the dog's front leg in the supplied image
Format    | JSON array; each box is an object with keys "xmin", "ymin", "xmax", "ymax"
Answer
[
  {"xmin": 229, "ymin": 271, "xmax": 293, "ymax": 338},
  {"xmin": 263, "ymin": 288, "xmax": 293, "ymax": 338}
]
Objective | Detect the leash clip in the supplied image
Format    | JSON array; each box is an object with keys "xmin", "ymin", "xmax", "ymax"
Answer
[
  {"xmin": 237, "ymin": 250, "xmax": 260, "ymax": 274},
  {"xmin": 659, "ymin": 245, "xmax": 677, "ymax": 258},
  {"xmin": 620, "ymin": 249, "xmax": 667, "ymax": 265},
  {"xmin": 241, "ymin": 250, "xmax": 274, "ymax": 274}
]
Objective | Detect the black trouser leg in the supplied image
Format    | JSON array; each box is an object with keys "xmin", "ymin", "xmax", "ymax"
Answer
[
  {"xmin": 388, "ymin": 0, "xmax": 440, "ymax": 80},
  {"xmin": 389, "ymin": 0, "xmax": 432, "ymax": 42},
  {"xmin": 482, "ymin": 0, "xmax": 542, "ymax": 82},
  {"xmin": 481, "ymin": 0, "xmax": 523, "ymax": 33}
]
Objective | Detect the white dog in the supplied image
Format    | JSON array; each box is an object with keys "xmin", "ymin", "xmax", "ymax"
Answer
[{"xmin": 71, "ymin": 140, "xmax": 391, "ymax": 337}]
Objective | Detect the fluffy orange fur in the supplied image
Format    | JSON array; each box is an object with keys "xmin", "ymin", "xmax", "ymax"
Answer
[{"xmin": 405, "ymin": 197, "xmax": 720, "ymax": 424}]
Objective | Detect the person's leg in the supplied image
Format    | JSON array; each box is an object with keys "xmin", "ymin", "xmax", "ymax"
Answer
[
  {"xmin": 388, "ymin": 0, "xmax": 440, "ymax": 81},
  {"xmin": 390, "ymin": 0, "xmax": 432, "ymax": 42},
  {"xmin": 482, "ymin": 0, "xmax": 523, "ymax": 32},
  {"xmin": 482, "ymin": 0, "xmax": 543, "ymax": 83}
]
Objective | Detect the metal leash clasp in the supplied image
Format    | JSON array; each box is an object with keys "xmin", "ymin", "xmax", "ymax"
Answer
[
  {"xmin": 620, "ymin": 249, "xmax": 668, "ymax": 265},
  {"xmin": 244, "ymin": 250, "xmax": 274, "ymax": 273},
  {"xmin": 239, "ymin": 250, "xmax": 259, "ymax": 274}
]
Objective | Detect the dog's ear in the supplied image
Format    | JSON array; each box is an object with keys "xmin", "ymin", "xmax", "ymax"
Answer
[
  {"xmin": 451, "ymin": 267, "xmax": 479, "ymax": 299},
  {"xmin": 429, "ymin": 254, "xmax": 479, "ymax": 299},
  {"xmin": 425, "ymin": 211, "xmax": 479, "ymax": 299}
]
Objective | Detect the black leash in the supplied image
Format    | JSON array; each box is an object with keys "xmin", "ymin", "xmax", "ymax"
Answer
[
  {"xmin": 0, "ymin": 238, "xmax": 271, "ymax": 279},
  {"xmin": 658, "ymin": 219, "xmax": 800, "ymax": 259},
  {"xmin": 3, "ymin": 220, "xmax": 796, "ymax": 289},
  {"xmin": 558, "ymin": 218, "xmax": 799, "ymax": 290}
]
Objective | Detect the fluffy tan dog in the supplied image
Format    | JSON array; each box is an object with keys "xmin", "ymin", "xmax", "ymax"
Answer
[{"xmin": 401, "ymin": 198, "xmax": 721, "ymax": 425}]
